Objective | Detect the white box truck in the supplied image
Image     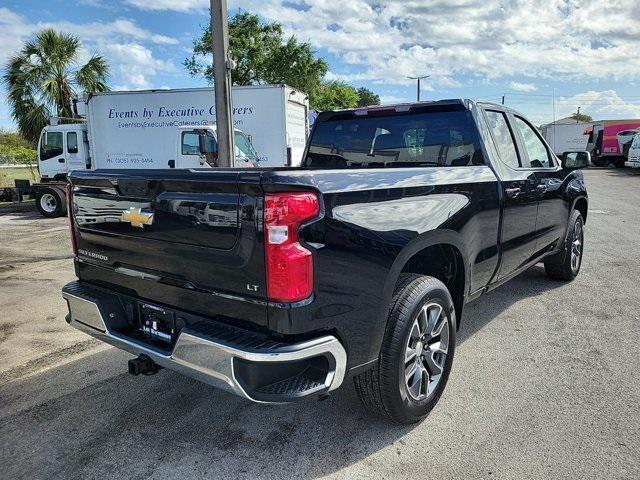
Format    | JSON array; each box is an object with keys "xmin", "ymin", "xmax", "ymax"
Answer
[
  {"xmin": 33, "ymin": 85, "xmax": 309, "ymax": 217},
  {"xmin": 541, "ymin": 122, "xmax": 591, "ymax": 156}
]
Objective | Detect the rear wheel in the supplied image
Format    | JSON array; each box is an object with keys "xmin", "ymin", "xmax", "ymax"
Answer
[
  {"xmin": 544, "ymin": 209, "xmax": 584, "ymax": 281},
  {"xmin": 354, "ymin": 274, "xmax": 456, "ymax": 424},
  {"xmin": 36, "ymin": 188, "xmax": 65, "ymax": 218}
]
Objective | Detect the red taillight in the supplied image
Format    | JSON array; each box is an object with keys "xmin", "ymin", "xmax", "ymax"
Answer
[
  {"xmin": 264, "ymin": 192, "xmax": 319, "ymax": 303},
  {"xmin": 66, "ymin": 183, "xmax": 78, "ymax": 256}
]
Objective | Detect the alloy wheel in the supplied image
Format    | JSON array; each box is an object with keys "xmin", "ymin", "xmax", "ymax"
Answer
[
  {"xmin": 570, "ymin": 220, "xmax": 583, "ymax": 273},
  {"xmin": 404, "ymin": 302, "xmax": 450, "ymax": 401}
]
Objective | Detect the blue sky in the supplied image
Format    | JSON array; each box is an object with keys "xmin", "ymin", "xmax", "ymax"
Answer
[{"xmin": 2, "ymin": 0, "xmax": 640, "ymax": 130}]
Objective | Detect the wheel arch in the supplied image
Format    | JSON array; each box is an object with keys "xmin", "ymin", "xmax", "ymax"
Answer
[
  {"xmin": 382, "ymin": 230, "xmax": 469, "ymax": 330},
  {"xmin": 572, "ymin": 195, "xmax": 588, "ymax": 224}
]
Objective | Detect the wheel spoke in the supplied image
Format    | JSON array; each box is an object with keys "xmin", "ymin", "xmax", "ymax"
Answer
[
  {"xmin": 407, "ymin": 362, "xmax": 424, "ymax": 399},
  {"xmin": 426, "ymin": 304, "xmax": 443, "ymax": 336},
  {"xmin": 428, "ymin": 339, "xmax": 448, "ymax": 356},
  {"xmin": 417, "ymin": 308, "xmax": 427, "ymax": 337},
  {"xmin": 423, "ymin": 350, "xmax": 444, "ymax": 376},
  {"xmin": 405, "ymin": 345, "xmax": 417, "ymax": 364},
  {"xmin": 409, "ymin": 322, "xmax": 420, "ymax": 342},
  {"xmin": 405, "ymin": 359, "xmax": 418, "ymax": 382}
]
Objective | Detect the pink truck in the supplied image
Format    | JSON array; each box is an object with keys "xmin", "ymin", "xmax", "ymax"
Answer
[{"xmin": 585, "ymin": 120, "xmax": 640, "ymax": 167}]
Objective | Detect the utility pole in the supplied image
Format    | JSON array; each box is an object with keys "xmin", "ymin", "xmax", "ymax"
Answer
[
  {"xmin": 501, "ymin": 95, "xmax": 505, "ymax": 105},
  {"xmin": 407, "ymin": 74, "xmax": 430, "ymax": 102},
  {"xmin": 210, "ymin": 0, "xmax": 235, "ymax": 167},
  {"xmin": 576, "ymin": 106, "xmax": 580, "ymax": 122}
]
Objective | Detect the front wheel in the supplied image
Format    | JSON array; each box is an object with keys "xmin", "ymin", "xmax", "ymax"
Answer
[
  {"xmin": 354, "ymin": 274, "xmax": 456, "ymax": 424},
  {"xmin": 544, "ymin": 209, "xmax": 584, "ymax": 281}
]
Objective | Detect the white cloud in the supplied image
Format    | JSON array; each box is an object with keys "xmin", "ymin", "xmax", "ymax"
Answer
[
  {"xmin": 125, "ymin": 0, "xmax": 207, "ymax": 12},
  {"xmin": 379, "ymin": 94, "xmax": 409, "ymax": 105},
  {"xmin": 0, "ymin": 8, "xmax": 177, "ymax": 97},
  {"xmin": 510, "ymin": 82, "xmax": 538, "ymax": 92},
  {"xmin": 105, "ymin": 43, "xmax": 176, "ymax": 90},
  {"xmin": 229, "ymin": 0, "xmax": 640, "ymax": 87},
  {"xmin": 0, "ymin": 8, "xmax": 37, "ymax": 65},
  {"xmin": 40, "ymin": 19, "xmax": 179, "ymax": 45},
  {"xmin": 556, "ymin": 91, "xmax": 640, "ymax": 120}
]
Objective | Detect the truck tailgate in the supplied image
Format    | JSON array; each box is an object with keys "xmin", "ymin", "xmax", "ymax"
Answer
[{"xmin": 69, "ymin": 169, "xmax": 268, "ymax": 329}]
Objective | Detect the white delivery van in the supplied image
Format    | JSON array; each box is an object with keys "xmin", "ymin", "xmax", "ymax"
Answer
[{"xmin": 33, "ymin": 84, "xmax": 309, "ymax": 217}]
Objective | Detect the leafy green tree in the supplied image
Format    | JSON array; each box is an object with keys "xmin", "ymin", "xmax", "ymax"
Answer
[
  {"xmin": 185, "ymin": 12, "xmax": 328, "ymax": 102},
  {"xmin": 0, "ymin": 130, "xmax": 38, "ymax": 181},
  {"xmin": 3, "ymin": 29, "xmax": 109, "ymax": 144},
  {"xmin": 356, "ymin": 87, "xmax": 380, "ymax": 107},
  {"xmin": 570, "ymin": 112, "xmax": 593, "ymax": 122},
  {"xmin": 310, "ymin": 81, "xmax": 360, "ymax": 111}
]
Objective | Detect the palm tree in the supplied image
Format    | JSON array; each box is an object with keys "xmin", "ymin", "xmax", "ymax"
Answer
[{"xmin": 3, "ymin": 29, "xmax": 109, "ymax": 144}]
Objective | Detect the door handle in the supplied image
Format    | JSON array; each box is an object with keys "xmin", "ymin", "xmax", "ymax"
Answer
[
  {"xmin": 58, "ymin": 158, "xmax": 66, "ymax": 163},
  {"xmin": 505, "ymin": 187, "xmax": 521, "ymax": 198}
]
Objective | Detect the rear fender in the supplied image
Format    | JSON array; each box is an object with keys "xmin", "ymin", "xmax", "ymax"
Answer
[{"xmin": 380, "ymin": 229, "xmax": 469, "ymax": 327}]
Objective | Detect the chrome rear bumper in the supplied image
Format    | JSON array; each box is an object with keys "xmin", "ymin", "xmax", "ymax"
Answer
[{"xmin": 62, "ymin": 282, "xmax": 347, "ymax": 403}]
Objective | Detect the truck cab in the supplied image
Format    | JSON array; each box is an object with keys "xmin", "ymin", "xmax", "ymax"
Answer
[
  {"xmin": 37, "ymin": 122, "xmax": 89, "ymax": 180},
  {"xmin": 173, "ymin": 125, "xmax": 259, "ymax": 169}
]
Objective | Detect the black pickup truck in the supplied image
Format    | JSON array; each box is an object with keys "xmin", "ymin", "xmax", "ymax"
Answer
[{"xmin": 62, "ymin": 100, "xmax": 588, "ymax": 424}]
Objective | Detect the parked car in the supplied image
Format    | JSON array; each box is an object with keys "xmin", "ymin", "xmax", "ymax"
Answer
[{"xmin": 62, "ymin": 99, "xmax": 588, "ymax": 424}]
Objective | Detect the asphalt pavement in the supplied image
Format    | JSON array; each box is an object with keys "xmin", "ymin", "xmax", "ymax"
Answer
[{"xmin": 0, "ymin": 168, "xmax": 639, "ymax": 479}]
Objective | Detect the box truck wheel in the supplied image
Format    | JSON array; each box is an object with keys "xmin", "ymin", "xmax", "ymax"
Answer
[{"xmin": 36, "ymin": 187, "xmax": 65, "ymax": 218}]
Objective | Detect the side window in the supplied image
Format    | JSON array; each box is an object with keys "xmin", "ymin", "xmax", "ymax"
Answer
[
  {"xmin": 40, "ymin": 132, "xmax": 63, "ymax": 160},
  {"xmin": 181, "ymin": 132, "xmax": 200, "ymax": 155},
  {"xmin": 513, "ymin": 116, "xmax": 551, "ymax": 168},
  {"xmin": 485, "ymin": 110, "xmax": 520, "ymax": 169},
  {"xmin": 67, "ymin": 132, "xmax": 78, "ymax": 154},
  {"xmin": 181, "ymin": 131, "xmax": 217, "ymax": 155}
]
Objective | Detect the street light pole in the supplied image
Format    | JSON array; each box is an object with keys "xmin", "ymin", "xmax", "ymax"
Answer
[
  {"xmin": 407, "ymin": 74, "xmax": 430, "ymax": 102},
  {"xmin": 210, "ymin": 0, "xmax": 235, "ymax": 167}
]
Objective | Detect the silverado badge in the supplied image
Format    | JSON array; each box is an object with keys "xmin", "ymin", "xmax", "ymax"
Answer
[{"xmin": 121, "ymin": 207, "xmax": 154, "ymax": 228}]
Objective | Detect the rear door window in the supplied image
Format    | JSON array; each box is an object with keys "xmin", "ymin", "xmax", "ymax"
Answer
[
  {"xmin": 304, "ymin": 110, "xmax": 485, "ymax": 168},
  {"xmin": 484, "ymin": 110, "xmax": 520, "ymax": 169}
]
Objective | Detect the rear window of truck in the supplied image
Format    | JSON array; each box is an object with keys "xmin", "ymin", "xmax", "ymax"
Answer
[{"xmin": 304, "ymin": 110, "xmax": 484, "ymax": 168}]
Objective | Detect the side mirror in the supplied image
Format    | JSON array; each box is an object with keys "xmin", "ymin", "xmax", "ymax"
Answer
[
  {"xmin": 562, "ymin": 151, "xmax": 590, "ymax": 170},
  {"xmin": 197, "ymin": 132, "xmax": 218, "ymax": 166},
  {"xmin": 198, "ymin": 133, "xmax": 214, "ymax": 154}
]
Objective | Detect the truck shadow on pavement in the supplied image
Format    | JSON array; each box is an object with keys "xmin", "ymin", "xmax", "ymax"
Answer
[{"xmin": 0, "ymin": 266, "xmax": 562, "ymax": 479}]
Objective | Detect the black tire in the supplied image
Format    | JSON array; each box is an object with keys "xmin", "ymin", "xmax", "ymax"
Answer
[
  {"xmin": 544, "ymin": 209, "xmax": 584, "ymax": 281},
  {"xmin": 354, "ymin": 274, "xmax": 456, "ymax": 424},
  {"xmin": 36, "ymin": 187, "xmax": 65, "ymax": 218}
]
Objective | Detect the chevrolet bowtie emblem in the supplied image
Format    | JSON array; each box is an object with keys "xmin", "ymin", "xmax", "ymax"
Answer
[{"xmin": 121, "ymin": 207, "xmax": 154, "ymax": 228}]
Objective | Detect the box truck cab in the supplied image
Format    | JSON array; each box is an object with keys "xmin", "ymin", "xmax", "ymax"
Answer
[{"xmin": 37, "ymin": 122, "xmax": 89, "ymax": 181}]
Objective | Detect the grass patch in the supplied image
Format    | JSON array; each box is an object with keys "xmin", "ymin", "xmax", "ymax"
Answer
[{"xmin": 0, "ymin": 167, "xmax": 39, "ymax": 188}]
